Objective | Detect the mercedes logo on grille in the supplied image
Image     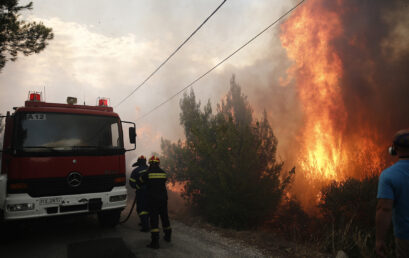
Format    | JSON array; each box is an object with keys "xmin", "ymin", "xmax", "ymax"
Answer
[{"xmin": 67, "ymin": 172, "xmax": 82, "ymax": 187}]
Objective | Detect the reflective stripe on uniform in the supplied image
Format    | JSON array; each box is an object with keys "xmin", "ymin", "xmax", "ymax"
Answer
[
  {"xmin": 151, "ymin": 228, "xmax": 160, "ymax": 233},
  {"xmin": 148, "ymin": 173, "xmax": 167, "ymax": 179},
  {"xmin": 135, "ymin": 184, "xmax": 140, "ymax": 190},
  {"xmin": 139, "ymin": 176, "xmax": 144, "ymax": 183},
  {"xmin": 129, "ymin": 178, "xmax": 136, "ymax": 182},
  {"xmin": 139, "ymin": 211, "xmax": 149, "ymax": 215},
  {"xmin": 139, "ymin": 169, "xmax": 148, "ymax": 174}
]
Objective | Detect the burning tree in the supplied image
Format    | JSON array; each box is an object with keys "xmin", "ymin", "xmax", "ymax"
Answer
[
  {"xmin": 270, "ymin": 0, "xmax": 406, "ymax": 255},
  {"xmin": 161, "ymin": 76, "xmax": 294, "ymax": 229}
]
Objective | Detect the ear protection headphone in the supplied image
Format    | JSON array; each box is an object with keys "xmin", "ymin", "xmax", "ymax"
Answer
[
  {"xmin": 389, "ymin": 145, "xmax": 397, "ymax": 156},
  {"xmin": 389, "ymin": 131, "xmax": 409, "ymax": 156}
]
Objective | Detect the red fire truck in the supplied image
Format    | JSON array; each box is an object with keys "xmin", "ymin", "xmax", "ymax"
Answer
[{"xmin": 0, "ymin": 93, "xmax": 136, "ymax": 226}]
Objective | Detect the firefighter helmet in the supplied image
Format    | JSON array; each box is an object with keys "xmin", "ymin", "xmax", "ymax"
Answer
[
  {"xmin": 138, "ymin": 155, "xmax": 146, "ymax": 162},
  {"xmin": 149, "ymin": 155, "xmax": 160, "ymax": 164},
  {"xmin": 132, "ymin": 155, "xmax": 147, "ymax": 167}
]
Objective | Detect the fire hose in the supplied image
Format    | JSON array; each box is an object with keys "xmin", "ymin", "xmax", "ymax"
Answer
[{"xmin": 119, "ymin": 193, "xmax": 137, "ymax": 224}]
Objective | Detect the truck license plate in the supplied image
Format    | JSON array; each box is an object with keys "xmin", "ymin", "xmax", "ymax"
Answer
[{"xmin": 39, "ymin": 197, "xmax": 62, "ymax": 206}]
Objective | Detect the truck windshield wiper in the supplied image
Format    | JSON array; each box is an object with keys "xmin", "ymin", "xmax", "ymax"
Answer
[
  {"xmin": 70, "ymin": 146, "xmax": 99, "ymax": 149},
  {"xmin": 23, "ymin": 146, "xmax": 60, "ymax": 152},
  {"xmin": 21, "ymin": 146, "xmax": 117, "ymax": 152},
  {"xmin": 69, "ymin": 146, "xmax": 114, "ymax": 150}
]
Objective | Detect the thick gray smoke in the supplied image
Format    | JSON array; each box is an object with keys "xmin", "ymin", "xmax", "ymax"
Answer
[{"xmin": 330, "ymin": 0, "xmax": 409, "ymax": 146}]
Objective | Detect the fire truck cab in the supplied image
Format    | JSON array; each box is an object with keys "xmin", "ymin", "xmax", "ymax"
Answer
[{"xmin": 0, "ymin": 93, "xmax": 136, "ymax": 226}]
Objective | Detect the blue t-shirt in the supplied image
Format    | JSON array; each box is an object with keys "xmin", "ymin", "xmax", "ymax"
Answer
[{"xmin": 377, "ymin": 160, "xmax": 409, "ymax": 240}]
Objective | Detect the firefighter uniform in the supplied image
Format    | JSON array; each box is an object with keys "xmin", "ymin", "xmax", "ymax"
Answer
[
  {"xmin": 129, "ymin": 156, "xmax": 149, "ymax": 231},
  {"xmin": 141, "ymin": 156, "xmax": 171, "ymax": 249}
]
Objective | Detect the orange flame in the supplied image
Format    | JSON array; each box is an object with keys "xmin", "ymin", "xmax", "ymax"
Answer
[
  {"xmin": 167, "ymin": 181, "xmax": 185, "ymax": 193},
  {"xmin": 280, "ymin": 0, "xmax": 385, "ymax": 182}
]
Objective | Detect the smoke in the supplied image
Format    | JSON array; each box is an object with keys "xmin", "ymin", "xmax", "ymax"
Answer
[
  {"xmin": 222, "ymin": 0, "xmax": 409, "ymax": 210},
  {"xmin": 1, "ymin": 0, "xmax": 406, "ymax": 211},
  {"xmin": 327, "ymin": 0, "xmax": 409, "ymax": 142},
  {"xmin": 132, "ymin": 0, "xmax": 409, "ymax": 213},
  {"xmin": 124, "ymin": 0, "xmax": 409, "ymax": 213},
  {"xmin": 317, "ymin": 0, "xmax": 409, "ymax": 177},
  {"xmin": 167, "ymin": 182, "xmax": 188, "ymax": 216}
]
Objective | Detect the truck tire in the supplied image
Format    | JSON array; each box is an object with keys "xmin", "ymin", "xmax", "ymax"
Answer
[{"xmin": 97, "ymin": 209, "xmax": 122, "ymax": 227}]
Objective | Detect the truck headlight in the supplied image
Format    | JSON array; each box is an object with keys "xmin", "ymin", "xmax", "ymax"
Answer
[
  {"xmin": 7, "ymin": 203, "xmax": 35, "ymax": 212},
  {"xmin": 109, "ymin": 195, "xmax": 127, "ymax": 202}
]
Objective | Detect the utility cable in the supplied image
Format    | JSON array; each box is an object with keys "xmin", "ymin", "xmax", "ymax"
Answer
[
  {"xmin": 135, "ymin": 0, "xmax": 305, "ymax": 122},
  {"xmin": 115, "ymin": 0, "xmax": 227, "ymax": 108}
]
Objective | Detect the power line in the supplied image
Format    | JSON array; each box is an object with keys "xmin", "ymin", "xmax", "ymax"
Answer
[
  {"xmin": 115, "ymin": 0, "xmax": 227, "ymax": 108},
  {"xmin": 135, "ymin": 0, "xmax": 305, "ymax": 122}
]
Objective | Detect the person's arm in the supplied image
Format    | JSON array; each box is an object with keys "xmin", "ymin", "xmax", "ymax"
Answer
[
  {"xmin": 139, "ymin": 169, "xmax": 149, "ymax": 186},
  {"xmin": 135, "ymin": 169, "xmax": 148, "ymax": 188},
  {"xmin": 375, "ymin": 198, "xmax": 393, "ymax": 257},
  {"xmin": 129, "ymin": 170, "xmax": 138, "ymax": 189}
]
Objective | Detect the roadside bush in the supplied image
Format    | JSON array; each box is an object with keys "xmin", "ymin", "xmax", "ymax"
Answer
[
  {"xmin": 269, "ymin": 177, "xmax": 395, "ymax": 257},
  {"xmin": 318, "ymin": 176, "xmax": 394, "ymax": 257},
  {"xmin": 319, "ymin": 177, "xmax": 378, "ymax": 232},
  {"xmin": 269, "ymin": 197, "xmax": 320, "ymax": 243}
]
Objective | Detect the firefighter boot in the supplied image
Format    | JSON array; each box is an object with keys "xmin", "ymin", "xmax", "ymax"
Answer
[
  {"xmin": 146, "ymin": 232, "xmax": 159, "ymax": 249},
  {"xmin": 140, "ymin": 214, "xmax": 150, "ymax": 232},
  {"xmin": 164, "ymin": 228, "xmax": 172, "ymax": 242}
]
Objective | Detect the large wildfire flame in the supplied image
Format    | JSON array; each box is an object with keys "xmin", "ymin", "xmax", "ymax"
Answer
[{"xmin": 280, "ymin": 0, "xmax": 385, "ymax": 181}]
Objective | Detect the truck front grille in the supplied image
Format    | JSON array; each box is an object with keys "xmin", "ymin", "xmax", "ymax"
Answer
[
  {"xmin": 60, "ymin": 204, "xmax": 88, "ymax": 212},
  {"xmin": 8, "ymin": 175, "xmax": 123, "ymax": 197}
]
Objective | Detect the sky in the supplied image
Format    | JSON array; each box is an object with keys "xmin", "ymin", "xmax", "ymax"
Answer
[{"xmin": 0, "ymin": 0, "xmax": 296, "ymax": 168}]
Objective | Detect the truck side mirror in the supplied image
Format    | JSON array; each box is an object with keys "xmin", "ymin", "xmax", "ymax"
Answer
[
  {"xmin": 129, "ymin": 127, "xmax": 136, "ymax": 144},
  {"xmin": 121, "ymin": 121, "xmax": 136, "ymax": 152}
]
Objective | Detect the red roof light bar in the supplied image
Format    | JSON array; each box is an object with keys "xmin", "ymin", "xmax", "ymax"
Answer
[
  {"xmin": 28, "ymin": 91, "xmax": 42, "ymax": 102},
  {"xmin": 97, "ymin": 97, "xmax": 110, "ymax": 107}
]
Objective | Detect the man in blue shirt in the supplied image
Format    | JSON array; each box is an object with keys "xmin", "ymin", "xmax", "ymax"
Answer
[{"xmin": 376, "ymin": 130, "xmax": 409, "ymax": 258}]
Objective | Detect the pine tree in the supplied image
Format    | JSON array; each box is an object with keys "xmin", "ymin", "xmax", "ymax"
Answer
[
  {"xmin": 161, "ymin": 76, "xmax": 295, "ymax": 229},
  {"xmin": 0, "ymin": 0, "xmax": 53, "ymax": 71}
]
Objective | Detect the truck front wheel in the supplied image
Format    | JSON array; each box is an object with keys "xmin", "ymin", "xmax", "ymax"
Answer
[{"xmin": 97, "ymin": 209, "xmax": 122, "ymax": 227}]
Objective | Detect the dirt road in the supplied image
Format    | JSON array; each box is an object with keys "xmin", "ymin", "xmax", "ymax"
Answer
[{"xmin": 0, "ymin": 204, "xmax": 266, "ymax": 258}]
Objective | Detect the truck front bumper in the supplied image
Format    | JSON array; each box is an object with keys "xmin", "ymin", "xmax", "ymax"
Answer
[{"xmin": 3, "ymin": 186, "xmax": 127, "ymax": 220}]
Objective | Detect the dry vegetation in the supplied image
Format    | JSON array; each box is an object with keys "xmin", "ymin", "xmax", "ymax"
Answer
[{"xmin": 168, "ymin": 175, "xmax": 395, "ymax": 257}]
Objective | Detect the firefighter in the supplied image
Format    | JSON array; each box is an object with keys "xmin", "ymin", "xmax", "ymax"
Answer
[
  {"xmin": 140, "ymin": 155, "xmax": 171, "ymax": 249},
  {"xmin": 129, "ymin": 155, "xmax": 150, "ymax": 232}
]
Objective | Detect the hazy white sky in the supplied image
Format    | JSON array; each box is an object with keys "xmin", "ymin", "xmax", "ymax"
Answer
[{"xmin": 0, "ymin": 0, "xmax": 296, "ymax": 166}]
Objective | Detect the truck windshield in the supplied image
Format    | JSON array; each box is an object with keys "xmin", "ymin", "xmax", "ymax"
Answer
[{"xmin": 15, "ymin": 113, "xmax": 123, "ymax": 153}]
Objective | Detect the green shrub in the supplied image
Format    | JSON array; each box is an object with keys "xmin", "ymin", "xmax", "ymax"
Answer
[
  {"xmin": 161, "ymin": 76, "xmax": 294, "ymax": 229},
  {"xmin": 318, "ymin": 176, "xmax": 394, "ymax": 257},
  {"xmin": 270, "ymin": 197, "xmax": 319, "ymax": 243},
  {"xmin": 319, "ymin": 177, "xmax": 378, "ymax": 231},
  {"xmin": 270, "ymin": 177, "xmax": 395, "ymax": 257}
]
